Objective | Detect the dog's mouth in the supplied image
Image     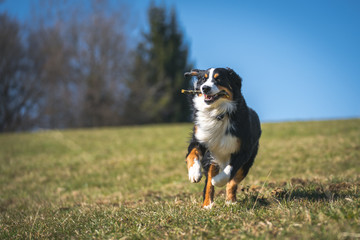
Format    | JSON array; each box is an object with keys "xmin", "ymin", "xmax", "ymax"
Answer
[{"xmin": 204, "ymin": 91, "xmax": 229, "ymax": 104}]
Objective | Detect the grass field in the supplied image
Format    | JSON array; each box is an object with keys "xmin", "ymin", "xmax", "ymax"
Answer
[{"xmin": 0, "ymin": 119, "xmax": 359, "ymax": 239}]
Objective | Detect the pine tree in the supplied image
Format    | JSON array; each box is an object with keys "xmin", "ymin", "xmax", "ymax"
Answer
[{"xmin": 127, "ymin": 4, "xmax": 193, "ymax": 124}]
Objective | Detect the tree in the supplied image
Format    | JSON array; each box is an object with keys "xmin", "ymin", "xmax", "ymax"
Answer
[
  {"xmin": 126, "ymin": 4, "xmax": 193, "ymax": 124},
  {"xmin": 76, "ymin": 9, "xmax": 131, "ymax": 127},
  {"xmin": 26, "ymin": 0, "xmax": 132, "ymax": 129},
  {"xmin": 0, "ymin": 14, "xmax": 41, "ymax": 132}
]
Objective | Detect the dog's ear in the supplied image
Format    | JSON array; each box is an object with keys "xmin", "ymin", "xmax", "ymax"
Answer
[
  {"xmin": 184, "ymin": 69, "xmax": 200, "ymax": 78},
  {"xmin": 226, "ymin": 67, "xmax": 242, "ymax": 89},
  {"xmin": 184, "ymin": 69, "xmax": 206, "ymax": 80},
  {"xmin": 185, "ymin": 69, "xmax": 207, "ymax": 90}
]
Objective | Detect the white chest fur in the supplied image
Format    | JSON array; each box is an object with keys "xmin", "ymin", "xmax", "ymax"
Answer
[{"xmin": 194, "ymin": 96, "xmax": 239, "ymax": 168}]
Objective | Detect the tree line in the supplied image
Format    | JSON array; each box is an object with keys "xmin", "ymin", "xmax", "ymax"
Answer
[{"xmin": 0, "ymin": 1, "xmax": 193, "ymax": 132}]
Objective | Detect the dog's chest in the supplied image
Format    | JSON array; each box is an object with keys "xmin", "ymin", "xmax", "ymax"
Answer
[{"xmin": 195, "ymin": 110, "xmax": 239, "ymax": 165}]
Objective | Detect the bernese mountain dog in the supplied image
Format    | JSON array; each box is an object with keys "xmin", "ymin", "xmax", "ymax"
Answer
[{"xmin": 184, "ymin": 67, "xmax": 261, "ymax": 209}]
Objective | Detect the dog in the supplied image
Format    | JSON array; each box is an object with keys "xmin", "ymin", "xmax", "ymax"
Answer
[{"xmin": 184, "ymin": 67, "xmax": 261, "ymax": 209}]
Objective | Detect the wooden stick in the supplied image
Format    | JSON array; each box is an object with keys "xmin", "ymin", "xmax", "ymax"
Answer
[
  {"xmin": 181, "ymin": 89, "xmax": 230, "ymax": 98},
  {"xmin": 181, "ymin": 89, "xmax": 201, "ymax": 95}
]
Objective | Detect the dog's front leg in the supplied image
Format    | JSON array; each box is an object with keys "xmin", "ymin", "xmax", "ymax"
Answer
[
  {"xmin": 211, "ymin": 165, "xmax": 232, "ymax": 187},
  {"xmin": 186, "ymin": 127, "xmax": 206, "ymax": 183},
  {"xmin": 226, "ymin": 168, "xmax": 246, "ymax": 204},
  {"xmin": 211, "ymin": 147, "xmax": 253, "ymax": 187},
  {"xmin": 186, "ymin": 147, "xmax": 203, "ymax": 183},
  {"xmin": 202, "ymin": 164, "xmax": 219, "ymax": 209}
]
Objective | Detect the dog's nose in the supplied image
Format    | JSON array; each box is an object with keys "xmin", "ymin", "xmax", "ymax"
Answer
[{"xmin": 201, "ymin": 85, "xmax": 211, "ymax": 94}]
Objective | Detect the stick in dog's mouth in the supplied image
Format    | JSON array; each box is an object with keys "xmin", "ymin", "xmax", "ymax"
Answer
[
  {"xmin": 181, "ymin": 89, "xmax": 230, "ymax": 98},
  {"xmin": 181, "ymin": 89, "xmax": 201, "ymax": 95}
]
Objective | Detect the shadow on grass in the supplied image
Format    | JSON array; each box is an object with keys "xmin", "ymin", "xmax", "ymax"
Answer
[
  {"xmin": 97, "ymin": 178, "xmax": 359, "ymax": 210},
  {"xmin": 229, "ymin": 178, "xmax": 360, "ymax": 209},
  {"xmin": 270, "ymin": 179, "xmax": 359, "ymax": 202}
]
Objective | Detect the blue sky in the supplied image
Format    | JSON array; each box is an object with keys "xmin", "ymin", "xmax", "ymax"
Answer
[{"xmin": 1, "ymin": 0, "xmax": 359, "ymax": 122}]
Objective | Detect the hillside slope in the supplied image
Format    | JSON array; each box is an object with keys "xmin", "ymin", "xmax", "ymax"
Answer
[{"xmin": 1, "ymin": 119, "xmax": 359, "ymax": 239}]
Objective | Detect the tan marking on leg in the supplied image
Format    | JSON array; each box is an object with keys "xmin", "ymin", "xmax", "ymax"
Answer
[
  {"xmin": 226, "ymin": 168, "xmax": 245, "ymax": 203},
  {"xmin": 202, "ymin": 164, "xmax": 219, "ymax": 208},
  {"xmin": 186, "ymin": 148, "xmax": 200, "ymax": 170},
  {"xmin": 186, "ymin": 125, "xmax": 199, "ymax": 168}
]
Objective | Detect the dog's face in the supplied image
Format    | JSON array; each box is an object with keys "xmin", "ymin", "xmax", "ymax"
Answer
[{"xmin": 188, "ymin": 68, "xmax": 242, "ymax": 105}]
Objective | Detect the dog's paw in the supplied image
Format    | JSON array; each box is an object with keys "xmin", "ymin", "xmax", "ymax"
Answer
[
  {"xmin": 202, "ymin": 202, "xmax": 214, "ymax": 209},
  {"xmin": 211, "ymin": 173, "xmax": 228, "ymax": 187},
  {"xmin": 211, "ymin": 165, "xmax": 232, "ymax": 187},
  {"xmin": 188, "ymin": 159, "xmax": 202, "ymax": 183},
  {"xmin": 225, "ymin": 200, "xmax": 237, "ymax": 206}
]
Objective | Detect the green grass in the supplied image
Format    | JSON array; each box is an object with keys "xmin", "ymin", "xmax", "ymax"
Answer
[{"xmin": 0, "ymin": 119, "xmax": 359, "ymax": 239}]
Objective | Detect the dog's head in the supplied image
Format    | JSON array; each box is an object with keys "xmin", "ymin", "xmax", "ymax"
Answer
[{"xmin": 185, "ymin": 67, "xmax": 242, "ymax": 105}]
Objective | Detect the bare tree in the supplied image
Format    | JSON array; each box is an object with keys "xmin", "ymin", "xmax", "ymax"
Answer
[
  {"xmin": 74, "ymin": 6, "xmax": 131, "ymax": 127},
  {"xmin": 26, "ymin": 26, "xmax": 80, "ymax": 129},
  {"xmin": 0, "ymin": 14, "xmax": 41, "ymax": 132},
  {"xmin": 25, "ymin": 0, "xmax": 132, "ymax": 129}
]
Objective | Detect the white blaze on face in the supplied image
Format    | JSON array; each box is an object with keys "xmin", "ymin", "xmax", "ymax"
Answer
[{"xmin": 201, "ymin": 68, "xmax": 220, "ymax": 95}]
